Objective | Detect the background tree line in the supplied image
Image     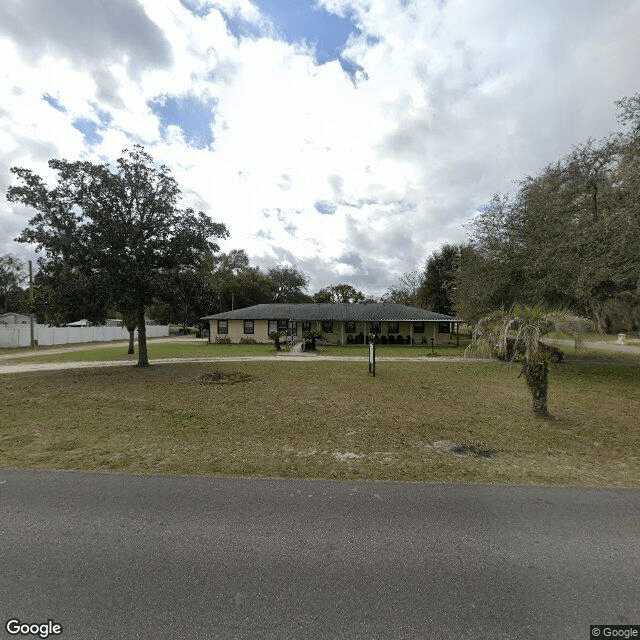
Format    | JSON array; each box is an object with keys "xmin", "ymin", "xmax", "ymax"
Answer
[
  {"xmin": 453, "ymin": 93, "xmax": 640, "ymax": 330},
  {"xmin": 385, "ymin": 93, "xmax": 640, "ymax": 331},
  {"xmin": 4, "ymin": 94, "xmax": 638, "ymax": 342}
]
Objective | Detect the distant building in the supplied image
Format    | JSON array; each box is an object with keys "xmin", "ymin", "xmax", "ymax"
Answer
[{"xmin": 0, "ymin": 312, "xmax": 31, "ymax": 325}]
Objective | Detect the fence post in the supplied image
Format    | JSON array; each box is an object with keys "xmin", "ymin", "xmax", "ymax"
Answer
[{"xmin": 29, "ymin": 260, "xmax": 35, "ymax": 348}]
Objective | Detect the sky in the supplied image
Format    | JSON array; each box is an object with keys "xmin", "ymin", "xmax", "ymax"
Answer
[{"xmin": 1, "ymin": 0, "xmax": 639, "ymax": 297}]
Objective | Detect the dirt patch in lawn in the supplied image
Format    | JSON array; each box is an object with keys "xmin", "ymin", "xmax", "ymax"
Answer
[{"xmin": 197, "ymin": 369, "xmax": 255, "ymax": 385}]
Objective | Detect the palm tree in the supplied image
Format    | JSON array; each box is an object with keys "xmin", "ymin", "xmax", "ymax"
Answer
[{"xmin": 467, "ymin": 304, "xmax": 594, "ymax": 417}]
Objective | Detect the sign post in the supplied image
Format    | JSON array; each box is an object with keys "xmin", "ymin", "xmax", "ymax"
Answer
[{"xmin": 368, "ymin": 336, "xmax": 376, "ymax": 377}]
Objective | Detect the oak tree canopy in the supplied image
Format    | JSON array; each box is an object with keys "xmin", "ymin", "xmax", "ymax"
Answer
[{"xmin": 9, "ymin": 145, "xmax": 228, "ymax": 366}]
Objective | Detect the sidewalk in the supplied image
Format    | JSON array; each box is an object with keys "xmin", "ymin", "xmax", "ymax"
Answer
[{"xmin": 277, "ymin": 341, "xmax": 318, "ymax": 358}]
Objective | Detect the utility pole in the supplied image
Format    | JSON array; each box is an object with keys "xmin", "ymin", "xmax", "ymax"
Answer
[{"xmin": 28, "ymin": 260, "xmax": 35, "ymax": 348}]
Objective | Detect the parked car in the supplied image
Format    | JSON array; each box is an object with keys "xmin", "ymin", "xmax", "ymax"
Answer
[{"xmin": 492, "ymin": 337, "xmax": 564, "ymax": 363}]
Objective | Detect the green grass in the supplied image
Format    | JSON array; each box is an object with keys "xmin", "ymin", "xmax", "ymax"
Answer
[
  {"xmin": 2, "ymin": 355, "xmax": 639, "ymax": 486},
  {"xmin": 0, "ymin": 339, "xmax": 471, "ymax": 364},
  {"xmin": 319, "ymin": 340, "xmax": 470, "ymax": 357},
  {"xmin": 0, "ymin": 341, "xmax": 279, "ymax": 364},
  {"xmin": 548, "ymin": 330, "xmax": 639, "ymax": 343},
  {"xmin": 569, "ymin": 347, "xmax": 640, "ymax": 363}
]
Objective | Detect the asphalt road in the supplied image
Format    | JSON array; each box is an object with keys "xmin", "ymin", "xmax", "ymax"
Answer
[{"xmin": 1, "ymin": 471, "xmax": 639, "ymax": 640}]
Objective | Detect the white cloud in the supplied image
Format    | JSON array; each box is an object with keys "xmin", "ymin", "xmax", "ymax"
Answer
[{"xmin": 1, "ymin": 0, "xmax": 639, "ymax": 297}]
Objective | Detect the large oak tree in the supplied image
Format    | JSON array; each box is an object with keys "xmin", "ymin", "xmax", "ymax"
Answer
[
  {"xmin": 454, "ymin": 101, "xmax": 640, "ymax": 330},
  {"xmin": 8, "ymin": 145, "xmax": 228, "ymax": 366}
]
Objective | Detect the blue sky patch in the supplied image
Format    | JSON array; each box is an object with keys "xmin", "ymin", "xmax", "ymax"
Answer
[
  {"xmin": 252, "ymin": 0, "xmax": 361, "ymax": 64},
  {"xmin": 72, "ymin": 117, "xmax": 103, "ymax": 146},
  {"xmin": 148, "ymin": 95, "xmax": 217, "ymax": 149},
  {"xmin": 179, "ymin": 0, "xmax": 212, "ymax": 18},
  {"xmin": 92, "ymin": 105, "xmax": 112, "ymax": 127},
  {"xmin": 314, "ymin": 200, "xmax": 337, "ymax": 215},
  {"xmin": 42, "ymin": 94, "xmax": 67, "ymax": 113},
  {"xmin": 339, "ymin": 56, "xmax": 369, "ymax": 86},
  {"xmin": 219, "ymin": 8, "xmax": 263, "ymax": 40}
]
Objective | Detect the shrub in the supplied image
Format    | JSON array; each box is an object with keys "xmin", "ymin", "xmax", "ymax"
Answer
[
  {"xmin": 303, "ymin": 330, "xmax": 324, "ymax": 351},
  {"xmin": 240, "ymin": 337, "xmax": 257, "ymax": 344},
  {"xmin": 215, "ymin": 336, "xmax": 231, "ymax": 344},
  {"xmin": 268, "ymin": 331, "xmax": 285, "ymax": 350}
]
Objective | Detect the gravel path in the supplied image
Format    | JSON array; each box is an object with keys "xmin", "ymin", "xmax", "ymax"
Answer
[{"xmin": 0, "ymin": 354, "xmax": 482, "ymax": 375}]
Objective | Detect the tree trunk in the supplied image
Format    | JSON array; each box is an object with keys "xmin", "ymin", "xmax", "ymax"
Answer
[
  {"xmin": 532, "ymin": 384, "xmax": 548, "ymax": 417},
  {"xmin": 136, "ymin": 306, "xmax": 149, "ymax": 367},
  {"xmin": 525, "ymin": 361, "xmax": 548, "ymax": 417},
  {"xmin": 121, "ymin": 308, "xmax": 138, "ymax": 355},
  {"xmin": 128, "ymin": 329, "xmax": 135, "ymax": 355}
]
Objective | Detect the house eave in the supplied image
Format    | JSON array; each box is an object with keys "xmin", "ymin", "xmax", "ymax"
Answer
[{"xmin": 202, "ymin": 303, "xmax": 462, "ymax": 323}]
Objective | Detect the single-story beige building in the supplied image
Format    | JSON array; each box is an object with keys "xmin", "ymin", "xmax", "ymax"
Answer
[{"xmin": 202, "ymin": 303, "xmax": 461, "ymax": 345}]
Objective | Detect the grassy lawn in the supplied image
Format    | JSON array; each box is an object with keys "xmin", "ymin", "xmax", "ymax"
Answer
[
  {"xmin": 319, "ymin": 341, "xmax": 470, "ymax": 357},
  {"xmin": 549, "ymin": 330, "xmax": 640, "ymax": 344},
  {"xmin": 2, "ymin": 355, "xmax": 638, "ymax": 486},
  {"xmin": 0, "ymin": 341, "xmax": 278, "ymax": 364},
  {"xmin": 0, "ymin": 339, "xmax": 471, "ymax": 364},
  {"xmin": 576, "ymin": 347, "xmax": 640, "ymax": 362}
]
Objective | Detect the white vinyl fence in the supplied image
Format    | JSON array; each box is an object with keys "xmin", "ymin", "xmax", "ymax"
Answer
[{"xmin": 0, "ymin": 324, "xmax": 169, "ymax": 348}]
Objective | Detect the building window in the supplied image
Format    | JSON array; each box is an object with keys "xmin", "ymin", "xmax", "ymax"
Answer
[
  {"xmin": 217, "ymin": 320, "xmax": 228, "ymax": 334},
  {"xmin": 302, "ymin": 322, "xmax": 311, "ymax": 332},
  {"xmin": 322, "ymin": 321, "xmax": 333, "ymax": 333},
  {"xmin": 438, "ymin": 322, "xmax": 451, "ymax": 334},
  {"xmin": 388, "ymin": 321, "xmax": 399, "ymax": 333},
  {"xmin": 370, "ymin": 322, "xmax": 381, "ymax": 333},
  {"xmin": 277, "ymin": 320, "xmax": 289, "ymax": 332},
  {"xmin": 345, "ymin": 321, "xmax": 356, "ymax": 333},
  {"xmin": 414, "ymin": 322, "xmax": 424, "ymax": 333},
  {"xmin": 244, "ymin": 320, "xmax": 254, "ymax": 334}
]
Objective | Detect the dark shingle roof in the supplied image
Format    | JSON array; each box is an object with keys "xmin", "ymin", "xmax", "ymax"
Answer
[{"xmin": 202, "ymin": 303, "xmax": 461, "ymax": 322}]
